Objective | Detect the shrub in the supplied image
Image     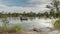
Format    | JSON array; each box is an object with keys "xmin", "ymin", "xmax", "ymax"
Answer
[
  {"xmin": 0, "ymin": 25, "xmax": 22, "ymax": 32},
  {"xmin": 54, "ymin": 19, "xmax": 60, "ymax": 29},
  {"xmin": 10, "ymin": 25, "xmax": 22, "ymax": 32}
]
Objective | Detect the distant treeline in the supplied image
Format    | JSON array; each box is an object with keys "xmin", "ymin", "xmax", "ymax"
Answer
[{"xmin": 0, "ymin": 11, "xmax": 60, "ymax": 18}]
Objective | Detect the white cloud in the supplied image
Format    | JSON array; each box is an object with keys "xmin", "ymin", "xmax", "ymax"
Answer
[
  {"xmin": 0, "ymin": 4, "xmax": 50, "ymax": 13},
  {"xmin": 29, "ymin": 0, "xmax": 51, "ymax": 4},
  {"xmin": 0, "ymin": 0, "xmax": 51, "ymax": 13}
]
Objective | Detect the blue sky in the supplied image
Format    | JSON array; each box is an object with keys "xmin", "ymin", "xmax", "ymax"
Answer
[
  {"xmin": 0, "ymin": 0, "xmax": 51, "ymax": 13},
  {"xmin": 0, "ymin": 0, "xmax": 38, "ymax": 7},
  {"xmin": 0, "ymin": 0, "xmax": 51, "ymax": 7},
  {"xmin": 1, "ymin": 0, "xmax": 30, "ymax": 7}
]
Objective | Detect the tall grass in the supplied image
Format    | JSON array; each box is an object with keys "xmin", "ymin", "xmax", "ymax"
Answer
[
  {"xmin": 0, "ymin": 25, "xmax": 22, "ymax": 32},
  {"xmin": 54, "ymin": 19, "xmax": 60, "ymax": 29}
]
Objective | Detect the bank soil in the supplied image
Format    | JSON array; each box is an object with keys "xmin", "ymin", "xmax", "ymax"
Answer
[{"xmin": 0, "ymin": 30, "xmax": 41, "ymax": 34}]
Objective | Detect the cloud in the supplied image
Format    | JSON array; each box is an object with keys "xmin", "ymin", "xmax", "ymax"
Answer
[
  {"xmin": 29, "ymin": 0, "xmax": 51, "ymax": 5},
  {"xmin": 29, "ymin": 0, "xmax": 48, "ymax": 4},
  {"xmin": 0, "ymin": 4, "xmax": 50, "ymax": 13},
  {"xmin": 0, "ymin": 0, "xmax": 51, "ymax": 13}
]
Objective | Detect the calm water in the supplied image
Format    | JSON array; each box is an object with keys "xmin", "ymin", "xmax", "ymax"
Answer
[{"xmin": 0, "ymin": 17, "xmax": 56, "ymax": 30}]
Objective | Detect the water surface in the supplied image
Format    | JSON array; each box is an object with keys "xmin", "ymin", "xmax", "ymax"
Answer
[{"xmin": 5, "ymin": 17, "xmax": 56, "ymax": 30}]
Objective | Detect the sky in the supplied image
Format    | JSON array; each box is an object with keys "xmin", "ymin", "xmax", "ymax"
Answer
[{"xmin": 0, "ymin": 0, "xmax": 52, "ymax": 13}]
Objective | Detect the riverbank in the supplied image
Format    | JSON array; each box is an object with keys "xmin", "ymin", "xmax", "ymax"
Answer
[
  {"xmin": 0, "ymin": 29, "xmax": 60, "ymax": 34},
  {"xmin": 0, "ymin": 30, "xmax": 41, "ymax": 34}
]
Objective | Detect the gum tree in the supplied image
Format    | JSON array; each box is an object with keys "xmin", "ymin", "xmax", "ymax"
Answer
[{"xmin": 46, "ymin": 0, "xmax": 60, "ymax": 18}]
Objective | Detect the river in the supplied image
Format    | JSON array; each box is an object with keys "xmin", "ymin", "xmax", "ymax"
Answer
[{"xmin": 0, "ymin": 17, "xmax": 56, "ymax": 29}]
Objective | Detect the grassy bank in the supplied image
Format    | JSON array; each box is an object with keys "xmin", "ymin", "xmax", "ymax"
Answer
[
  {"xmin": 0, "ymin": 25, "xmax": 22, "ymax": 33},
  {"xmin": 54, "ymin": 19, "xmax": 60, "ymax": 29}
]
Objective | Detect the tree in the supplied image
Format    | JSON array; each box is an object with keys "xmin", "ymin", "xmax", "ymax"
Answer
[
  {"xmin": 46, "ymin": 0, "xmax": 60, "ymax": 12},
  {"xmin": 44, "ymin": 12, "xmax": 49, "ymax": 18},
  {"xmin": 46, "ymin": 0, "xmax": 60, "ymax": 18}
]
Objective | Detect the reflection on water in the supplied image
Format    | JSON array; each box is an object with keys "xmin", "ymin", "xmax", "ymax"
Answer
[{"xmin": 0, "ymin": 17, "xmax": 56, "ymax": 30}]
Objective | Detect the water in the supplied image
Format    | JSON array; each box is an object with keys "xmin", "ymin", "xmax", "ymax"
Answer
[
  {"xmin": 7, "ymin": 17, "xmax": 56, "ymax": 29},
  {"xmin": 0, "ymin": 17, "xmax": 55, "ymax": 29}
]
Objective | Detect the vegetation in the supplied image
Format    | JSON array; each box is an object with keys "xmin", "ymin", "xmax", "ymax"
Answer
[
  {"xmin": 1, "ymin": 15, "xmax": 9, "ymax": 34},
  {"xmin": 0, "ymin": 15, "xmax": 22, "ymax": 33},
  {"xmin": 0, "ymin": 25, "xmax": 22, "ymax": 32},
  {"xmin": 11, "ymin": 25, "xmax": 22, "ymax": 32},
  {"xmin": 0, "ymin": 11, "xmax": 59, "ymax": 18},
  {"xmin": 46, "ymin": 0, "xmax": 60, "ymax": 29},
  {"xmin": 46, "ymin": 0, "xmax": 60, "ymax": 18},
  {"xmin": 54, "ymin": 19, "xmax": 60, "ymax": 29}
]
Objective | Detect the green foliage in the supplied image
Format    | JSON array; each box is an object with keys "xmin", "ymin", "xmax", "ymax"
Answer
[
  {"xmin": 0, "ymin": 25, "xmax": 22, "ymax": 32},
  {"xmin": 47, "ymin": 0, "xmax": 60, "ymax": 12},
  {"xmin": 11, "ymin": 25, "xmax": 22, "ymax": 31},
  {"xmin": 46, "ymin": 0, "xmax": 60, "ymax": 18},
  {"xmin": 7, "ymin": 25, "xmax": 22, "ymax": 32},
  {"xmin": 0, "ymin": 27, "xmax": 4, "ymax": 32},
  {"xmin": 54, "ymin": 19, "xmax": 60, "ymax": 29}
]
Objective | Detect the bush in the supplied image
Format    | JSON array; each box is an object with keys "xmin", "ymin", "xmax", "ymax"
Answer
[
  {"xmin": 54, "ymin": 19, "xmax": 60, "ymax": 29},
  {"xmin": 0, "ymin": 25, "xmax": 22, "ymax": 32},
  {"xmin": 0, "ymin": 27, "xmax": 4, "ymax": 32},
  {"xmin": 10, "ymin": 25, "xmax": 22, "ymax": 32}
]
